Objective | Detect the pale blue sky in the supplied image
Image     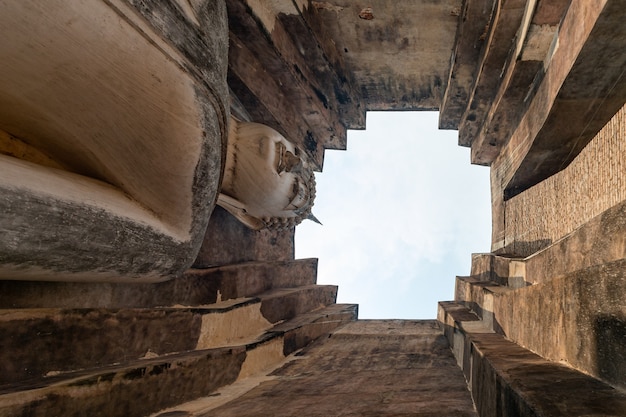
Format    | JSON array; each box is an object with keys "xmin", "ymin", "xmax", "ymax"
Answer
[{"xmin": 295, "ymin": 111, "xmax": 492, "ymax": 319}]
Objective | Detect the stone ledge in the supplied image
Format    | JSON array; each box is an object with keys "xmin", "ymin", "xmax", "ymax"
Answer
[
  {"xmin": 0, "ymin": 346, "xmax": 246, "ymax": 417},
  {"xmin": 0, "ymin": 303, "xmax": 356, "ymax": 417},
  {"xmin": 438, "ymin": 302, "xmax": 626, "ymax": 417},
  {"xmin": 0, "ymin": 284, "xmax": 337, "ymax": 384},
  {"xmin": 0, "ymin": 258, "xmax": 318, "ymax": 309}
]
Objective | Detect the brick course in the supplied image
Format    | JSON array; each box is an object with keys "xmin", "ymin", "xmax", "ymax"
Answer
[{"xmin": 505, "ymin": 103, "xmax": 626, "ymax": 256}]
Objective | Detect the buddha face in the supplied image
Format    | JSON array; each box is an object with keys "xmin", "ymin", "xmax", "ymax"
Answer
[{"xmin": 218, "ymin": 121, "xmax": 316, "ymax": 230}]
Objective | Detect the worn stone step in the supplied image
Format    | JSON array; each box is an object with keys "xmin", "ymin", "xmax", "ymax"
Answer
[
  {"xmin": 0, "ymin": 258, "xmax": 318, "ymax": 309},
  {"xmin": 0, "ymin": 342, "xmax": 248, "ymax": 417},
  {"xmin": 148, "ymin": 304, "xmax": 359, "ymax": 417},
  {"xmin": 437, "ymin": 301, "xmax": 491, "ymax": 370},
  {"xmin": 0, "ymin": 304, "xmax": 357, "ymax": 417},
  {"xmin": 440, "ymin": 301, "xmax": 626, "ymax": 417},
  {"xmin": 454, "ymin": 276, "xmax": 511, "ymax": 329},
  {"xmin": 0, "ymin": 300, "xmax": 261, "ymax": 386},
  {"xmin": 258, "ymin": 284, "xmax": 338, "ymax": 324},
  {"xmin": 184, "ymin": 259, "xmax": 319, "ymax": 304},
  {"xmin": 437, "ymin": 300, "xmax": 482, "ymax": 343},
  {"xmin": 267, "ymin": 303, "xmax": 358, "ymax": 356},
  {"xmin": 468, "ymin": 333, "xmax": 626, "ymax": 416},
  {"xmin": 468, "ymin": 253, "xmax": 527, "ymax": 288},
  {"xmin": 0, "ymin": 284, "xmax": 336, "ymax": 385}
]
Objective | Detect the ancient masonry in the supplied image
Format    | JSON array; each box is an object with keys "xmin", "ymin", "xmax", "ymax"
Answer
[{"xmin": 0, "ymin": 1, "xmax": 625, "ymax": 416}]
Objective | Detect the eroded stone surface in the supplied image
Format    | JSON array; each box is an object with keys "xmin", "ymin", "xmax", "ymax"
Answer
[
  {"xmin": 205, "ymin": 320, "xmax": 477, "ymax": 417},
  {"xmin": 439, "ymin": 303, "xmax": 626, "ymax": 417},
  {"xmin": 193, "ymin": 206, "xmax": 295, "ymax": 268},
  {"xmin": 493, "ymin": 259, "xmax": 626, "ymax": 391},
  {"xmin": 0, "ymin": 0, "xmax": 229, "ymax": 282},
  {"xmin": 0, "ymin": 259, "xmax": 317, "ymax": 309}
]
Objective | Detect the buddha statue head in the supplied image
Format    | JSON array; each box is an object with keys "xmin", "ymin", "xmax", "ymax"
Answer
[{"xmin": 218, "ymin": 120, "xmax": 318, "ymax": 230}]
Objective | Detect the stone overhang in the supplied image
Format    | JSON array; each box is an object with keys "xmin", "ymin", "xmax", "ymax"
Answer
[{"xmin": 227, "ymin": 0, "xmax": 462, "ymax": 171}]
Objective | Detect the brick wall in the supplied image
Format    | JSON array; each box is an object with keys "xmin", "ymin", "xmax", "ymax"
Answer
[{"xmin": 504, "ymin": 103, "xmax": 626, "ymax": 256}]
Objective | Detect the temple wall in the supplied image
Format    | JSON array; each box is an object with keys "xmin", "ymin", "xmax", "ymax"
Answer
[
  {"xmin": 204, "ymin": 321, "xmax": 478, "ymax": 417},
  {"xmin": 466, "ymin": 100, "xmax": 626, "ymax": 389},
  {"xmin": 192, "ymin": 206, "xmax": 294, "ymax": 268},
  {"xmin": 493, "ymin": 258, "xmax": 626, "ymax": 391},
  {"xmin": 504, "ymin": 103, "xmax": 626, "ymax": 256},
  {"xmin": 2, "ymin": 1, "xmax": 626, "ymax": 415}
]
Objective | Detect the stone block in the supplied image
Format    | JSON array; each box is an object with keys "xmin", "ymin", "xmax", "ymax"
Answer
[
  {"xmin": 258, "ymin": 285, "xmax": 338, "ymax": 323},
  {"xmin": 0, "ymin": 283, "xmax": 336, "ymax": 385},
  {"xmin": 193, "ymin": 206, "xmax": 295, "ymax": 268},
  {"xmin": 0, "ymin": 259, "xmax": 317, "ymax": 309},
  {"xmin": 469, "ymin": 332, "xmax": 626, "ymax": 417},
  {"xmin": 202, "ymin": 320, "xmax": 478, "ymax": 417},
  {"xmin": 0, "ymin": 347, "xmax": 246, "ymax": 417}
]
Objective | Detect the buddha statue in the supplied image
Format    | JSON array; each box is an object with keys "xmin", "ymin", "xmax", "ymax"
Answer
[{"xmin": 218, "ymin": 120, "xmax": 319, "ymax": 230}]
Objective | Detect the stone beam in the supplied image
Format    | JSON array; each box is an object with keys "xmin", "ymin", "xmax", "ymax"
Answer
[
  {"xmin": 227, "ymin": 0, "xmax": 358, "ymax": 170},
  {"xmin": 303, "ymin": 1, "xmax": 461, "ymax": 112},
  {"xmin": 439, "ymin": 0, "xmax": 497, "ymax": 130},
  {"xmin": 494, "ymin": 0, "xmax": 626, "ymax": 199},
  {"xmin": 0, "ymin": 0, "xmax": 228, "ymax": 282},
  {"xmin": 471, "ymin": 0, "xmax": 570, "ymax": 165},
  {"xmin": 257, "ymin": 2, "xmax": 354, "ymax": 151},
  {"xmin": 457, "ymin": 0, "xmax": 527, "ymax": 147},
  {"xmin": 227, "ymin": 33, "xmax": 325, "ymax": 170},
  {"xmin": 298, "ymin": 2, "xmax": 366, "ymax": 130}
]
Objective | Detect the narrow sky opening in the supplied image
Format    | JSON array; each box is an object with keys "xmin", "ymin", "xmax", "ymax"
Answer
[{"xmin": 295, "ymin": 111, "xmax": 492, "ymax": 319}]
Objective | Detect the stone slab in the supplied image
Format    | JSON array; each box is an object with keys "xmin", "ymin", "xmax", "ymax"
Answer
[
  {"xmin": 441, "ymin": 302, "xmax": 626, "ymax": 417},
  {"xmin": 0, "ymin": 283, "xmax": 336, "ymax": 384},
  {"xmin": 469, "ymin": 332, "xmax": 626, "ymax": 417},
  {"xmin": 0, "ymin": 300, "xmax": 264, "ymax": 384},
  {"xmin": 0, "ymin": 259, "xmax": 317, "ymax": 309},
  {"xmin": 493, "ymin": 0, "xmax": 626, "ymax": 199},
  {"xmin": 193, "ymin": 206, "xmax": 295, "ymax": 268},
  {"xmin": 439, "ymin": 0, "xmax": 497, "ymax": 130},
  {"xmin": 493, "ymin": 258, "xmax": 626, "ymax": 391},
  {"xmin": 203, "ymin": 320, "xmax": 477, "ymax": 417},
  {"xmin": 0, "ymin": 303, "xmax": 356, "ymax": 417},
  {"xmin": 458, "ymin": 0, "xmax": 526, "ymax": 147},
  {"xmin": 306, "ymin": 0, "xmax": 461, "ymax": 112},
  {"xmin": 0, "ymin": 346, "xmax": 246, "ymax": 417},
  {"xmin": 259, "ymin": 285, "xmax": 338, "ymax": 323}
]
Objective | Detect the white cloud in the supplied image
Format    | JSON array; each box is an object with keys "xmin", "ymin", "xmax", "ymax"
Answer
[{"xmin": 296, "ymin": 111, "xmax": 491, "ymax": 319}]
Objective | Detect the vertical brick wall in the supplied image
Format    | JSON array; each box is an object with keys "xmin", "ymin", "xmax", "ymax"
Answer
[{"xmin": 504, "ymin": 103, "xmax": 626, "ymax": 256}]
